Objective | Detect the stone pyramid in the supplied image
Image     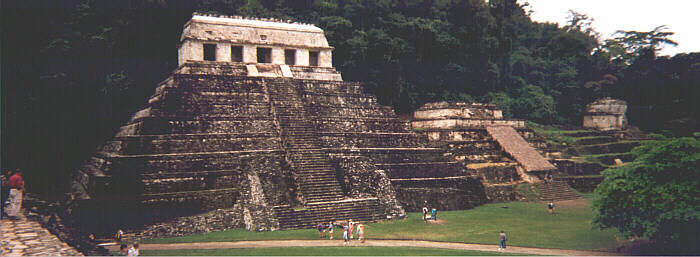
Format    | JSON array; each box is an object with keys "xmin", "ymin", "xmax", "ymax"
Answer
[{"xmin": 70, "ymin": 14, "xmax": 485, "ymax": 237}]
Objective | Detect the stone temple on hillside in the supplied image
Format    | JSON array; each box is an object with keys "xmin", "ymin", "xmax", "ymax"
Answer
[
  {"xmin": 583, "ymin": 98, "xmax": 627, "ymax": 131},
  {"xmin": 409, "ymin": 102, "xmax": 579, "ymax": 202},
  {"xmin": 70, "ymin": 14, "xmax": 484, "ymax": 237}
]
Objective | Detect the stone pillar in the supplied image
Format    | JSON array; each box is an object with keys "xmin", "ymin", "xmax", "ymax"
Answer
[
  {"xmin": 271, "ymin": 47, "xmax": 285, "ymax": 65},
  {"xmin": 296, "ymin": 49, "xmax": 309, "ymax": 66},
  {"xmin": 243, "ymin": 44, "xmax": 257, "ymax": 63},
  {"xmin": 319, "ymin": 49, "xmax": 333, "ymax": 67},
  {"xmin": 216, "ymin": 42, "xmax": 231, "ymax": 62},
  {"xmin": 178, "ymin": 40, "xmax": 202, "ymax": 66}
]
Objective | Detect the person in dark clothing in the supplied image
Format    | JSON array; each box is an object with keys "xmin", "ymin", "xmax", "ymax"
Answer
[
  {"xmin": 317, "ymin": 222, "xmax": 325, "ymax": 238},
  {"xmin": 1, "ymin": 170, "xmax": 12, "ymax": 218},
  {"xmin": 119, "ymin": 244, "xmax": 128, "ymax": 256},
  {"xmin": 548, "ymin": 201, "xmax": 555, "ymax": 213}
]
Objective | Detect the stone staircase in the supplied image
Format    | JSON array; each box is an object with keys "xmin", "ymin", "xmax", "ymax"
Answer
[
  {"xmin": 486, "ymin": 125, "xmax": 556, "ymax": 172},
  {"xmin": 272, "ymin": 198, "xmax": 384, "ymax": 229},
  {"xmin": 263, "ymin": 79, "xmax": 390, "ymax": 229},
  {"xmin": 534, "ymin": 178, "xmax": 581, "ymax": 201},
  {"xmin": 265, "ymin": 80, "xmax": 345, "ymax": 203}
]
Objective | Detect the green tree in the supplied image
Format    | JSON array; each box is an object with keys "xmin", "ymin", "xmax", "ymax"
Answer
[
  {"xmin": 603, "ymin": 25, "xmax": 678, "ymax": 64},
  {"xmin": 592, "ymin": 137, "xmax": 700, "ymax": 253}
]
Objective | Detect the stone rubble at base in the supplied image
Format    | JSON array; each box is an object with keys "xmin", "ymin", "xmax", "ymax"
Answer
[{"xmin": 1, "ymin": 212, "xmax": 82, "ymax": 256}]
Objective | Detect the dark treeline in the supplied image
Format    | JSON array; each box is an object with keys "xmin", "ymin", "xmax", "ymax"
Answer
[{"xmin": 2, "ymin": 0, "xmax": 698, "ymax": 196}]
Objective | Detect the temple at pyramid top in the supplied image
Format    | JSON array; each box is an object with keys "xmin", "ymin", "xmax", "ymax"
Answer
[{"xmin": 178, "ymin": 13, "xmax": 334, "ymax": 69}]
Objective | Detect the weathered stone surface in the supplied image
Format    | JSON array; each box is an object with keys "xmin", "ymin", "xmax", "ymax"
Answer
[
  {"xmin": 410, "ymin": 102, "xmax": 563, "ymax": 202},
  {"xmin": 178, "ymin": 14, "xmax": 334, "ymax": 73},
  {"xmin": 67, "ymin": 16, "xmax": 490, "ymax": 239},
  {"xmin": 0, "ymin": 210, "xmax": 83, "ymax": 256},
  {"xmin": 391, "ymin": 177, "xmax": 486, "ymax": 211},
  {"xmin": 334, "ymin": 156, "xmax": 405, "ymax": 218},
  {"xmin": 583, "ymin": 98, "xmax": 627, "ymax": 131}
]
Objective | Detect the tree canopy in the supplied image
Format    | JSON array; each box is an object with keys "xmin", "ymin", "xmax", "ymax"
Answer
[{"xmin": 592, "ymin": 136, "xmax": 700, "ymax": 253}]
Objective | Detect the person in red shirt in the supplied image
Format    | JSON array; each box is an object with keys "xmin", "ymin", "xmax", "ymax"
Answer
[{"xmin": 7, "ymin": 168, "xmax": 25, "ymax": 219}]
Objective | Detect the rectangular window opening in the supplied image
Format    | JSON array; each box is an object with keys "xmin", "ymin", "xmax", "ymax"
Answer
[
  {"xmin": 284, "ymin": 49, "xmax": 296, "ymax": 65},
  {"xmin": 257, "ymin": 47, "xmax": 272, "ymax": 63},
  {"xmin": 309, "ymin": 51, "xmax": 319, "ymax": 66},
  {"xmin": 203, "ymin": 43, "xmax": 217, "ymax": 61},
  {"xmin": 231, "ymin": 45, "xmax": 243, "ymax": 62}
]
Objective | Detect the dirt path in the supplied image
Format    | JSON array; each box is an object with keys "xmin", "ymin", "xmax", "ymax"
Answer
[{"xmin": 105, "ymin": 239, "xmax": 620, "ymax": 256}]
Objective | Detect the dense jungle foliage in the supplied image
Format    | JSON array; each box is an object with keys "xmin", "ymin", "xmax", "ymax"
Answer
[
  {"xmin": 2, "ymin": 0, "xmax": 699, "ymax": 195},
  {"xmin": 592, "ymin": 136, "xmax": 700, "ymax": 253}
]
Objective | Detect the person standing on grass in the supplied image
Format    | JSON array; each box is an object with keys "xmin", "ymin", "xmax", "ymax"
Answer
[
  {"xmin": 498, "ymin": 230, "xmax": 507, "ymax": 251},
  {"xmin": 348, "ymin": 219, "xmax": 355, "ymax": 239},
  {"xmin": 422, "ymin": 206, "xmax": 428, "ymax": 221},
  {"xmin": 7, "ymin": 169, "xmax": 25, "ymax": 219},
  {"xmin": 328, "ymin": 221, "xmax": 334, "ymax": 240},
  {"xmin": 317, "ymin": 222, "xmax": 325, "ymax": 238},
  {"xmin": 431, "ymin": 208, "xmax": 437, "ymax": 221},
  {"xmin": 548, "ymin": 201, "xmax": 555, "ymax": 214},
  {"xmin": 343, "ymin": 225, "xmax": 350, "ymax": 246},
  {"xmin": 357, "ymin": 223, "xmax": 365, "ymax": 243},
  {"xmin": 127, "ymin": 242, "xmax": 140, "ymax": 256}
]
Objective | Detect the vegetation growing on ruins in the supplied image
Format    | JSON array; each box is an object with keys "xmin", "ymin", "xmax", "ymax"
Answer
[
  {"xmin": 2, "ymin": 0, "xmax": 699, "ymax": 195},
  {"xmin": 144, "ymin": 201, "xmax": 619, "ymax": 251},
  {"xmin": 592, "ymin": 136, "xmax": 700, "ymax": 254}
]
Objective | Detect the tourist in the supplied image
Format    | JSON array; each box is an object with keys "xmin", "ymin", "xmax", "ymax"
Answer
[
  {"xmin": 348, "ymin": 219, "xmax": 355, "ymax": 239},
  {"xmin": 127, "ymin": 242, "xmax": 140, "ymax": 256},
  {"xmin": 342, "ymin": 225, "xmax": 350, "ymax": 246},
  {"xmin": 116, "ymin": 229, "xmax": 124, "ymax": 242},
  {"xmin": 498, "ymin": 230, "xmax": 507, "ymax": 251},
  {"xmin": 548, "ymin": 201, "xmax": 555, "ymax": 214},
  {"xmin": 422, "ymin": 206, "xmax": 428, "ymax": 221},
  {"xmin": 357, "ymin": 223, "xmax": 365, "ymax": 243},
  {"xmin": 328, "ymin": 221, "xmax": 334, "ymax": 240},
  {"xmin": 1, "ymin": 169, "xmax": 12, "ymax": 219},
  {"xmin": 431, "ymin": 208, "xmax": 437, "ymax": 221},
  {"xmin": 7, "ymin": 168, "xmax": 25, "ymax": 219},
  {"xmin": 119, "ymin": 244, "xmax": 128, "ymax": 256},
  {"xmin": 317, "ymin": 222, "xmax": 325, "ymax": 238}
]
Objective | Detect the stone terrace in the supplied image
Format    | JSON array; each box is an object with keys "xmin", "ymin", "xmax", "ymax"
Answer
[
  {"xmin": 410, "ymin": 102, "xmax": 576, "ymax": 202},
  {"xmin": 71, "ymin": 61, "xmax": 484, "ymax": 236}
]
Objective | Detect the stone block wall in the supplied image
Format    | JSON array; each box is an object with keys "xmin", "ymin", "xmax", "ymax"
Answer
[
  {"xmin": 391, "ymin": 177, "xmax": 486, "ymax": 211},
  {"xmin": 296, "ymin": 80, "xmax": 486, "ymax": 212},
  {"xmin": 583, "ymin": 98, "xmax": 627, "ymax": 131},
  {"xmin": 71, "ymin": 73, "xmax": 300, "ymax": 235}
]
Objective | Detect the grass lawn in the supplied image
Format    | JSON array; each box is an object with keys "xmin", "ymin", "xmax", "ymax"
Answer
[
  {"xmin": 144, "ymin": 201, "xmax": 619, "ymax": 251},
  {"xmin": 139, "ymin": 246, "xmax": 522, "ymax": 256}
]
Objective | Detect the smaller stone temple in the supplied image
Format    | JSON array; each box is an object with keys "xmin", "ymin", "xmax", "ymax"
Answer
[
  {"xmin": 410, "ymin": 102, "xmax": 573, "ymax": 202},
  {"xmin": 583, "ymin": 98, "xmax": 627, "ymax": 131}
]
